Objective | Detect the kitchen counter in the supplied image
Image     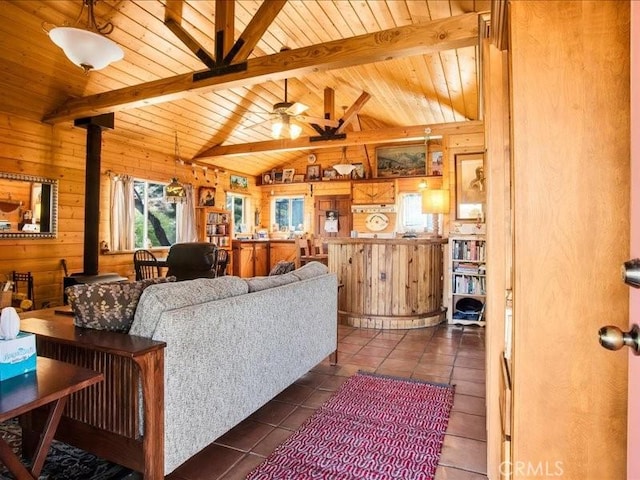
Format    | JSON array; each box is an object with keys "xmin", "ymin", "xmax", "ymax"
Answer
[{"xmin": 327, "ymin": 237, "xmax": 447, "ymax": 329}]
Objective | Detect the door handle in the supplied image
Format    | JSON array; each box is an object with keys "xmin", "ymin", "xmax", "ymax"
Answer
[
  {"xmin": 622, "ymin": 258, "xmax": 640, "ymax": 288},
  {"xmin": 598, "ymin": 324, "xmax": 640, "ymax": 355}
]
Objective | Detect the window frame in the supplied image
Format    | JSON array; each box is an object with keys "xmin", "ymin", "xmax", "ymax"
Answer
[
  {"xmin": 132, "ymin": 178, "xmax": 179, "ymax": 250},
  {"xmin": 270, "ymin": 195, "xmax": 305, "ymax": 233}
]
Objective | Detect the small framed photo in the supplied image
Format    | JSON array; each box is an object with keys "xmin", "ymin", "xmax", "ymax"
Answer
[
  {"xmin": 198, "ymin": 186, "xmax": 216, "ymax": 206},
  {"xmin": 323, "ymin": 168, "xmax": 337, "ymax": 180},
  {"xmin": 431, "ymin": 150, "xmax": 444, "ymax": 176},
  {"xmin": 293, "ymin": 173, "xmax": 305, "ymax": 183},
  {"xmin": 273, "ymin": 171, "xmax": 284, "ymax": 183},
  {"xmin": 282, "ymin": 168, "xmax": 295, "ymax": 183},
  {"xmin": 230, "ymin": 174, "xmax": 248, "ymax": 190},
  {"xmin": 351, "ymin": 163, "xmax": 365, "ymax": 180},
  {"xmin": 262, "ymin": 172, "xmax": 273, "ymax": 185},
  {"xmin": 306, "ymin": 164, "xmax": 321, "ymax": 181}
]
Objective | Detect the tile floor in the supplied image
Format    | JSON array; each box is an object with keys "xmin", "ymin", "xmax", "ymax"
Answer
[{"xmin": 162, "ymin": 323, "xmax": 488, "ymax": 480}]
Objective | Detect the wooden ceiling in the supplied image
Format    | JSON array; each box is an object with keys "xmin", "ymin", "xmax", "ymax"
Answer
[{"xmin": 0, "ymin": 0, "xmax": 489, "ymax": 176}]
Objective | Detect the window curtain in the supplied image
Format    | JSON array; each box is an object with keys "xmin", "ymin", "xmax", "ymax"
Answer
[
  {"xmin": 177, "ymin": 184, "xmax": 197, "ymax": 243},
  {"xmin": 110, "ymin": 175, "xmax": 135, "ymax": 251}
]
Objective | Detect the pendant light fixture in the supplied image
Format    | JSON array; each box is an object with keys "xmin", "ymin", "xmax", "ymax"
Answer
[
  {"xmin": 165, "ymin": 133, "xmax": 187, "ymax": 204},
  {"xmin": 333, "ymin": 146, "xmax": 356, "ymax": 176},
  {"xmin": 46, "ymin": 0, "xmax": 124, "ymax": 74}
]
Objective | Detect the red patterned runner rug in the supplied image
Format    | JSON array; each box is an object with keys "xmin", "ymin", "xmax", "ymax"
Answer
[{"xmin": 247, "ymin": 371, "xmax": 455, "ymax": 480}]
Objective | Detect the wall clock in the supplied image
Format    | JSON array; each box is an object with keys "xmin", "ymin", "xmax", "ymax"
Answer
[{"xmin": 365, "ymin": 213, "xmax": 389, "ymax": 231}]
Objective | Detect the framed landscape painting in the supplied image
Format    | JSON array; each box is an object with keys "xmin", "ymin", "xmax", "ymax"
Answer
[{"xmin": 375, "ymin": 144, "xmax": 426, "ymax": 178}]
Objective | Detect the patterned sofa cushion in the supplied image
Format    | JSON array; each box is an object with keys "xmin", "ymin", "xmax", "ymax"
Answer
[
  {"xmin": 268, "ymin": 261, "xmax": 296, "ymax": 276},
  {"xmin": 66, "ymin": 277, "xmax": 175, "ymax": 332}
]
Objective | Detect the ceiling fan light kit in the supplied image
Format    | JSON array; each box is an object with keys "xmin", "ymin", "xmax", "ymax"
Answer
[{"xmin": 47, "ymin": 0, "xmax": 124, "ymax": 73}]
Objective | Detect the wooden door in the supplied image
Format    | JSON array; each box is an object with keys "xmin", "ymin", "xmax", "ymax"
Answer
[
  {"xmin": 509, "ymin": 2, "xmax": 628, "ymax": 478},
  {"xmin": 314, "ymin": 195, "xmax": 351, "ymax": 237},
  {"xmin": 629, "ymin": 3, "xmax": 640, "ymax": 475}
]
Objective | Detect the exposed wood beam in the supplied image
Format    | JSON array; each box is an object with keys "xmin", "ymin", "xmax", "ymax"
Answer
[
  {"xmin": 335, "ymin": 92, "xmax": 371, "ymax": 135},
  {"xmin": 225, "ymin": 0, "xmax": 287, "ymax": 64},
  {"xmin": 164, "ymin": 0, "xmax": 216, "ymax": 69},
  {"xmin": 195, "ymin": 121, "xmax": 483, "ymax": 159},
  {"xmin": 352, "ymin": 114, "xmax": 373, "ymax": 177},
  {"xmin": 324, "ymin": 87, "xmax": 335, "ymax": 121},
  {"xmin": 215, "ymin": 0, "xmax": 235, "ymax": 61},
  {"xmin": 43, "ymin": 13, "xmax": 479, "ymax": 124}
]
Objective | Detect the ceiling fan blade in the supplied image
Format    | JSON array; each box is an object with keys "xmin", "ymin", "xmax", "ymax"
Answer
[
  {"xmin": 285, "ymin": 102, "xmax": 309, "ymax": 116},
  {"xmin": 294, "ymin": 115, "xmax": 339, "ymax": 128}
]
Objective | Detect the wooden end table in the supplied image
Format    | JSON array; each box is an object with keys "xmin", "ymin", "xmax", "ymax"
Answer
[{"xmin": 0, "ymin": 356, "xmax": 103, "ymax": 479}]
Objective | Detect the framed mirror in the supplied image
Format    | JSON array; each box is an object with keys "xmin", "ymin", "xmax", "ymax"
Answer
[{"xmin": 0, "ymin": 172, "xmax": 58, "ymax": 238}]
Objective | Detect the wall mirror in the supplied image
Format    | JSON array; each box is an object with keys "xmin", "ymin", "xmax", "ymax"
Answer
[{"xmin": 0, "ymin": 172, "xmax": 58, "ymax": 238}]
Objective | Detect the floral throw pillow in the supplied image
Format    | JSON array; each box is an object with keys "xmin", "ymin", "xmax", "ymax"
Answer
[{"xmin": 66, "ymin": 277, "xmax": 175, "ymax": 332}]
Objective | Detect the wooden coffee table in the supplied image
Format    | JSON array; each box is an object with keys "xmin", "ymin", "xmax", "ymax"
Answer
[{"xmin": 0, "ymin": 356, "xmax": 103, "ymax": 479}]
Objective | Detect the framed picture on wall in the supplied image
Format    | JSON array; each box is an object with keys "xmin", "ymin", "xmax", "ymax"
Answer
[
  {"xmin": 375, "ymin": 144, "xmax": 426, "ymax": 178},
  {"xmin": 198, "ymin": 186, "xmax": 216, "ymax": 206},
  {"xmin": 230, "ymin": 174, "xmax": 248, "ymax": 190},
  {"xmin": 282, "ymin": 168, "xmax": 295, "ymax": 183},
  {"xmin": 455, "ymin": 152, "xmax": 485, "ymax": 220},
  {"xmin": 306, "ymin": 165, "xmax": 321, "ymax": 181}
]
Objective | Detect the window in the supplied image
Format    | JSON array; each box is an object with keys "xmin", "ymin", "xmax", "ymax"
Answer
[
  {"xmin": 398, "ymin": 192, "xmax": 434, "ymax": 233},
  {"xmin": 133, "ymin": 180, "xmax": 177, "ymax": 248},
  {"xmin": 226, "ymin": 192, "xmax": 251, "ymax": 233},
  {"xmin": 272, "ymin": 196, "xmax": 304, "ymax": 233}
]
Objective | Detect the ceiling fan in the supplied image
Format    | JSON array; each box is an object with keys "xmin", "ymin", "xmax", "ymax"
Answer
[{"xmin": 247, "ymin": 78, "xmax": 339, "ymax": 140}]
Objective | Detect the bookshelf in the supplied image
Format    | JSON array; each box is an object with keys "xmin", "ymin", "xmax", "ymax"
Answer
[
  {"xmin": 447, "ymin": 235, "xmax": 486, "ymax": 326},
  {"xmin": 196, "ymin": 207, "xmax": 233, "ymax": 268}
]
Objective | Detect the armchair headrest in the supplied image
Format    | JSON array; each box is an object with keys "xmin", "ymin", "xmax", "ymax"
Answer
[{"xmin": 166, "ymin": 242, "xmax": 218, "ymax": 281}]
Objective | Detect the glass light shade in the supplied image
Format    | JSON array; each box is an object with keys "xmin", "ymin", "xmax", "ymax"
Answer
[
  {"xmin": 165, "ymin": 178, "xmax": 187, "ymax": 204},
  {"xmin": 271, "ymin": 117, "xmax": 302, "ymax": 140},
  {"xmin": 422, "ymin": 189, "xmax": 450, "ymax": 214},
  {"xmin": 333, "ymin": 164, "xmax": 356, "ymax": 176},
  {"xmin": 49, "ymin": 27, "xmax": 124, "ymax": 72}
]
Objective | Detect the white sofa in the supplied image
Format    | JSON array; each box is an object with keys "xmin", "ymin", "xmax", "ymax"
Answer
[
  {"xmin": 20, "ymin": 261, "xmax": 337, "ymax": 479},
  {"xmin": 129, "ymin": 261, "xmax": 338, "ymax": 475}
]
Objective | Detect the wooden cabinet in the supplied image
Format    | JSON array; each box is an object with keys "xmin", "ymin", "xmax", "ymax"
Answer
[
  {"xmin": 232, "ymin": 241, "xmax": 269, "ymax": 278},
  {"xmin": 351, "ymin": 180, "xmax": 395, "ymax": 204},
  {"xmin": 447, "ymin": 235, "xmax": 486, "ymax": 326},
  {"xmin": 268, "ymin": 241, "xmax": 296, "ymax": 270}
]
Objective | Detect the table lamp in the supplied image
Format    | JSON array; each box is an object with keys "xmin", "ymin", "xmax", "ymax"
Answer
[{"xmin": 421, "ymin": 189, "xmax": 450, "ymax": 237}]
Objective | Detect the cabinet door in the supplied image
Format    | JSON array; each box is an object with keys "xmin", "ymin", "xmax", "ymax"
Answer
[
  {"xmin": 254, "ymin": 243, "xmax": 269, "ymax": 276},
  {"xmin": 351, "ymin": 181, "xmax": 395, "ymax": 204},
  {"xmin": 233, "ymin": 245, "xmax": 255, "ymax": 278},
  {"xmin": 269, "ymin": 242, "xmax": 296, "ymax": 269}
]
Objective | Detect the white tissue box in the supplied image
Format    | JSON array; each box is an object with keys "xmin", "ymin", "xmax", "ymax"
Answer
[{"xmin": 0, "ymin": 332, "xmax": 36, "ymax": 381}]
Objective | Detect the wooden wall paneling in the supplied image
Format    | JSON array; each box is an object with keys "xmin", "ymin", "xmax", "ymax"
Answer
[
  {"xmin": 509, "ymin": 2, "xmax": 629, "ymax": 478},
  {"xmin": 482, "ymin": 33, "xmax": 512, "ymax": 479}
]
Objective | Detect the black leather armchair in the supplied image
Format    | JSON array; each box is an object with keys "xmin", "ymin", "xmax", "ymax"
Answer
[{"xmin": 166, "ymin": 242, "xmax": 219, "ymax": 281}]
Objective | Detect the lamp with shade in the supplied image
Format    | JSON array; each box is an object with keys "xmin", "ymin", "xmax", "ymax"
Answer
[
  {"xmin": 165, "ymin": 133, "xmax": 187, "ymax": 204},
  {"xmin": 422, "ymin": 189, "xmax": 450, "ymax": 237},
  {"xmin": 333, "ymin": 146, "xmax": 356, "ymax": 177},
  {"xmin": 46, "ymin": 0, "xmax": 124, "ymax": 74}
]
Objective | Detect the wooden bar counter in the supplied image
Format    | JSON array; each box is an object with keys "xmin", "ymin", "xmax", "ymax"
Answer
[{"xmin": 326, "ymin": 237, "xmax": 447, "ymax": 329}]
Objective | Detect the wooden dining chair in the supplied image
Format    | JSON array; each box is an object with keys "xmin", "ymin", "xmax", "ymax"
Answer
[
  {"xmin": 295, "ymin": 236, "xmax": 313, "ymax": 268},
  {"xmin": 133, "ymin": 249, "xmax": 161, "ymax": 281},
  {"xmin": 309, "ymin": 237, "xmax": 329, "ymax": 265}
]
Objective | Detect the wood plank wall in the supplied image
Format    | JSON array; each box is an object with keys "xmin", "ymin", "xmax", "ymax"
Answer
[
  {"xmin": 0, "ymin": 114, "xmax": 258, "ymax": 308},
  {"xmin": 0, "ymin": 111, "xmax": 483, "ymax": 308}
]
